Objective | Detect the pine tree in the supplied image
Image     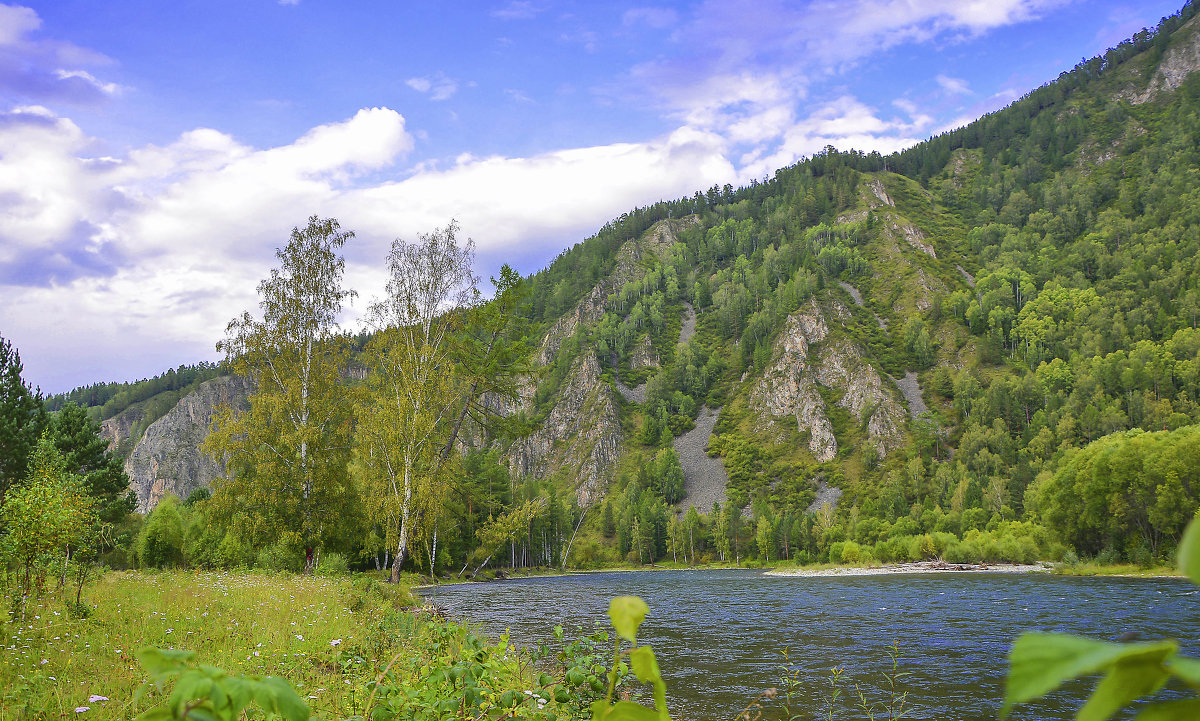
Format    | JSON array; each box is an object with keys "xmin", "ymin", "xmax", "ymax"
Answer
[
  {"xmin": 48, "ymin": 403, "xmax": 134, "ymax": 523},
  {"xmin": 0, "ymin": 335, "xmax": 47, "ymax": 505}
]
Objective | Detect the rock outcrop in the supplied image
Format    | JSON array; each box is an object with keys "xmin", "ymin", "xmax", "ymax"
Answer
[
  {"xmin": 752, "ymin": 302, "xmax": 838, "ymax": 461},
  {"xmin": 124, "ymin": 375, "xmax": 252, "ymax": 513},
  {"xmin": 538, "ymin": 218, "xmax": 693, "ymax": 365},
  {"xmin": 751, "ymin": 299, "xmax": 907, "ymax": 461},
  {"xmin": 508, "ymin": 353, "xmax": 620, "ymax": 504},
  {"xmin": 100, "ymin": 404, "xmax": 147, "ymax": 456},
  {"xmin": 1130, "ymin": 16, "xmax": 1200, "ymax": 103},
  {"xmin": 630, "ymin": 335, "xmax": 659, "ymax": 369}
]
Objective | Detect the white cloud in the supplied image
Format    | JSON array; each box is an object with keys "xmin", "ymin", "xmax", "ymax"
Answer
[
  {"xmin": 491, "ymin": 1, "xmax": 542, "ymax": 20},
  {"xmin": 0, "ymin": 106, "xmax": 740, "ymax": 392},
  {"xmin": 0, "ymin": 3, "xmax": 119, "ymax": 103},
  {"xmin": 0, "ymin": 3, "xmax": 40, "ymax": 44},
  {"xmin": 406, "ymin": 73, "xmax": 459, "ymax": 101},
  {"xmin": 936, "ymin": 74, "xmax": 972, "ymax": 95}
]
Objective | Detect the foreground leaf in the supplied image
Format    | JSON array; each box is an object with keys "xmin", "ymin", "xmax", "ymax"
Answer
[
  {"xmin": 1177, "ymin": 517, "xmax": 1200, "ymax": 587},
  {"xmin": 609, "ymin": 596, "xmax": 650, "ymax": 643},
  {"xmin": 1004, "ymin": 634, "xmax": 1177, "ymax": 714}
]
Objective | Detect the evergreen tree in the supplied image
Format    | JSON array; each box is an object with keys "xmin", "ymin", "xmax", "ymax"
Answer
[
  {"xmin": 0, "ymin": 335, "xmax": 47, "ymax": 505},
  {"xmin": 48, "ymin": 403, "xmax": 135, "ymax": 524}
]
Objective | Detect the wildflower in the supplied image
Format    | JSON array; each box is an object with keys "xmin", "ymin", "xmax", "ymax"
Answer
[
  {"xmin": 295, "ymin": 634, "xmax": 303, "ymax": 641},
  {"xmin": 330, "ymin": 639, "xmax": 342, "ymax": 647},
  {"xmin": 74, "ymin": 708, "xmax": 89, "ymax": 713},
  {"xmin": 40, "ymin": 659, "xmax": 48, "ymax": 665},
  {"xmin": 88, "ymin": 696, "xmax": 109, "ymax": 703}
]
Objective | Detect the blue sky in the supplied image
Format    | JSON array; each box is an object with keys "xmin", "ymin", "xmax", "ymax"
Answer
[{"xmin": 0, "ymin": 0, "xmax": 1186, "ymax": 393}]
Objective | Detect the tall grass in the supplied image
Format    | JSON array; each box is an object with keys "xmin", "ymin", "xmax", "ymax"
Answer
[{"xmin": 0, "ymin": 570, "xmax": 426, "ymax": 719}]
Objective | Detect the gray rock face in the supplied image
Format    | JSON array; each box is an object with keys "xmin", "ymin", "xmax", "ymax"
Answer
[
  {"xmin": 751, "ymin": 299, "xmax": 906, "ymax": 462},
  {"xmin": 124, "ymin": 375, "xmax": 251, "ymax": 513},
  {"xmin": 539, "ymin": 217, "xmax": 694, "ymax": 365},
  {"xmin": 508, "ymin": 353, "xmax": 620, "ymax": 504},
  {"xmin": 752, "ymin": 301, "xmax": 838, "ymax": 461},
  {"xmin": 673, "ymin": 406, "xmax": 729, "ymax": 511},
  {"xmin": 630, "ymin": 335, "xmax": 659, "ymax": 369},
  {"xmin": 1132, "ymin": 17, "xmax": 1200, "ymax": 103},
  {"xmin": 100, "ymin": 404, "xmax": 147, "ymax": 456}
]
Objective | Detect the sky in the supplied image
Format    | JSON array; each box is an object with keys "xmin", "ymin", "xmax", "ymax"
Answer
[{"xmin": 0, "ymin": 0, "xmax": 1186, "ymax": 394}]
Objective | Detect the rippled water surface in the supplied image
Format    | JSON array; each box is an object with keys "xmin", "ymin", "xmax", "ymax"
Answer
[{"xmin": 420, "ymin": 570, "xmax": 1200, "ymax": 720}]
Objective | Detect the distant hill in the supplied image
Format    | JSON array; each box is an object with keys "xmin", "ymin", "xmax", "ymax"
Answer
[{"xmin": 61, "ymin": 2, "xmax": 1200, "ymax": 561}]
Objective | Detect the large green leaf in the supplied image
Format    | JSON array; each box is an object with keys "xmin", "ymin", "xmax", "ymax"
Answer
[
  {"xmin": 1167, "ymin": 657, "xmax": 1200, "ymax": 687},
  {"xmin": 1004, "ymin": 634, "xmax": 1178, "ymax": 713},
  {"xmin": 1177, "ymin": 517, "xmax": 1200, "ymax": 586},
  {"xmin": 609, "ymin": 596, "xmax": 649, "ymax": 643},
  {"xmin": 630, "ymin": 646, "xmax": 671, "ymax": 720},
  {"xmin": 602, "ymin": 700, "xmax": 662, "ymax": 721},
  {"xmin": 256, "ymin": 676, "xmax": 310, "ymax": 721},
  {"xmin": 137, "ymin": 647, "xmax": 195, "ymax": 680},
  {"xmin": 1137, "ymin": 699, "xmax": 1200, "ymax": 720},
  {"xmin": 1078, "ymin": 653, "xmax": 1173, "ymax": 721},
  {"xmin": 629, "ymin": 646, "xmax": 661, "ymax": 684}
]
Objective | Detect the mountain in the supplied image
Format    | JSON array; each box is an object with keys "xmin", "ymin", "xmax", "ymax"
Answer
[{"xmin": 71, "ymin": 2, "xmax": 1200, "ymax": 563}]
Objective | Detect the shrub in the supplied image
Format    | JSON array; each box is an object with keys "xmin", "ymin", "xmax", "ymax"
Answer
[
  {"xmin": 138, "ymin": 495, "xmax": 185, "ymax": 568},
  {"xmin": 316, "ymin": 552, "xmax": 350, "ymax": 576},
  {"xmin": 840, "ymin": 541, "xmax": 862, "ymax": 564},
  {"xmin": 256, "ymin": 539, "xmax": 303, "ymax": 573},
  {"xmin": 945, "ymin": 540, "xmax": 982, "ymax": 564}
]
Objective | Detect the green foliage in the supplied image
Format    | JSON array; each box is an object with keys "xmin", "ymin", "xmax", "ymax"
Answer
[
  {"xmin": 205, "ymin": 216, "xmax": 360, "ymax": 566},
  {"xmin": 1032, "ymin": 425, "xmax": 1200, "ymax": 558},
  {"xmin": 1004, "ymin": 515, "xmax": 1200, "ymax": 718},
  {"xmin": 138, "ymin": 495, "xmax": 186, "ymax": 569},
  {"xmin": 0, "ymin": 435, "xmax": 96, "ymax": 600},
  {"xmin": 135, "ymin": 647, "xmax": 310, "ymax": 721},
  {"xmin": 48, "ymin": 402, "xmax": 135, "ymax": 523},
  {"xmin": 0, "ymin": 334, "xmax": 47, "ymax": 503},
  {"xmin": 591, "ymin": 596, "xmax": 670, "ymax": 721}
]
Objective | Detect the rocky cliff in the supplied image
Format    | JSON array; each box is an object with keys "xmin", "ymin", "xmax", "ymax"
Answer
[
  {"xmin": 508, "ymin": 353, "xmax": 620, "ymax": 504},
  {"xmin": 538, "ymin": 217, "xmax": 693, "ymax": 364},
  {"xmin": 751, "ymin": 298, "xmax": 907, "ymax": 462},
  {"xmin": 123, "ymin": 375, "xmax": 251, "ymax": 512}
]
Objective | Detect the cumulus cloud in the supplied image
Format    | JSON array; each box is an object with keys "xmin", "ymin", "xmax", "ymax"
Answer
[
  {"xmin": 0, "ymin": 105, "xmax": 739, "ymax": 392},
  {"xmin": 0, "ymin": 3, "xmax": 121, "ymax": 105}
]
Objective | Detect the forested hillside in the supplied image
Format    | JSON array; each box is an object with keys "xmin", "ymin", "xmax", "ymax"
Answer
[
  {"xmin": 502, "ymin": 1, "xmax": 1200, "ymax": 569},
  {"xmin": 47, "ymin": 2, "xmax": 1200, "ymax": 574}
]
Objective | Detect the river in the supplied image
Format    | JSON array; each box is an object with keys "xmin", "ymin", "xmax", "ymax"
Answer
[{"xmin": 419, "ymin": 569, "xmax": 1200, "ymax": 720}]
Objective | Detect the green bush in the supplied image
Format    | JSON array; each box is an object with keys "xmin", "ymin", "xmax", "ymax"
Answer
[
  {"xmin": 138, "ymin": 495, "xmax": 185, "ymax": 568},
  {"xmin": 256, "ymin": 539, "xmax": 303, "ymax": 573},
  {"xmin": 316, "ymin": 552, "xmax": 350, "ymax": 576},
  {"xmin": 839, "ymin": 540, "xmax": 862, "ymax": 563}
]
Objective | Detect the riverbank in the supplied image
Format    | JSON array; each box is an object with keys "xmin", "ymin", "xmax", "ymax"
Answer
[{"xmin": 764, "ymin": 560, "xmax": 1050, "ymax": 577}]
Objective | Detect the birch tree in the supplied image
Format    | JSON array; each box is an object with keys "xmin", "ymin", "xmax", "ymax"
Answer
[
  {"xmin": 357, "ymin": 221, "xmax": 478, "ymax": 583},
  {"xmin": 205, "ymin": 216, "xmax": 358, "ymax": 573}
]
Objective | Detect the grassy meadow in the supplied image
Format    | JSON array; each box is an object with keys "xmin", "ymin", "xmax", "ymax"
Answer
[{"xmin": 0, "ymin": 570, "xmax": 582, "ymax": 720}]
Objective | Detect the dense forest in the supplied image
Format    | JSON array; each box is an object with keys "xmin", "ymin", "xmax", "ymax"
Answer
[{"xmin": 16, "ymin": 1, "xmax": 1200, "ymax": 579}]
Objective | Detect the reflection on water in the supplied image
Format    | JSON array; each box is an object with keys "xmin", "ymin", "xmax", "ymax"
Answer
[{"xmin": 420, "ymin": 570, "xmax": 1200, "ymax": 720}]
